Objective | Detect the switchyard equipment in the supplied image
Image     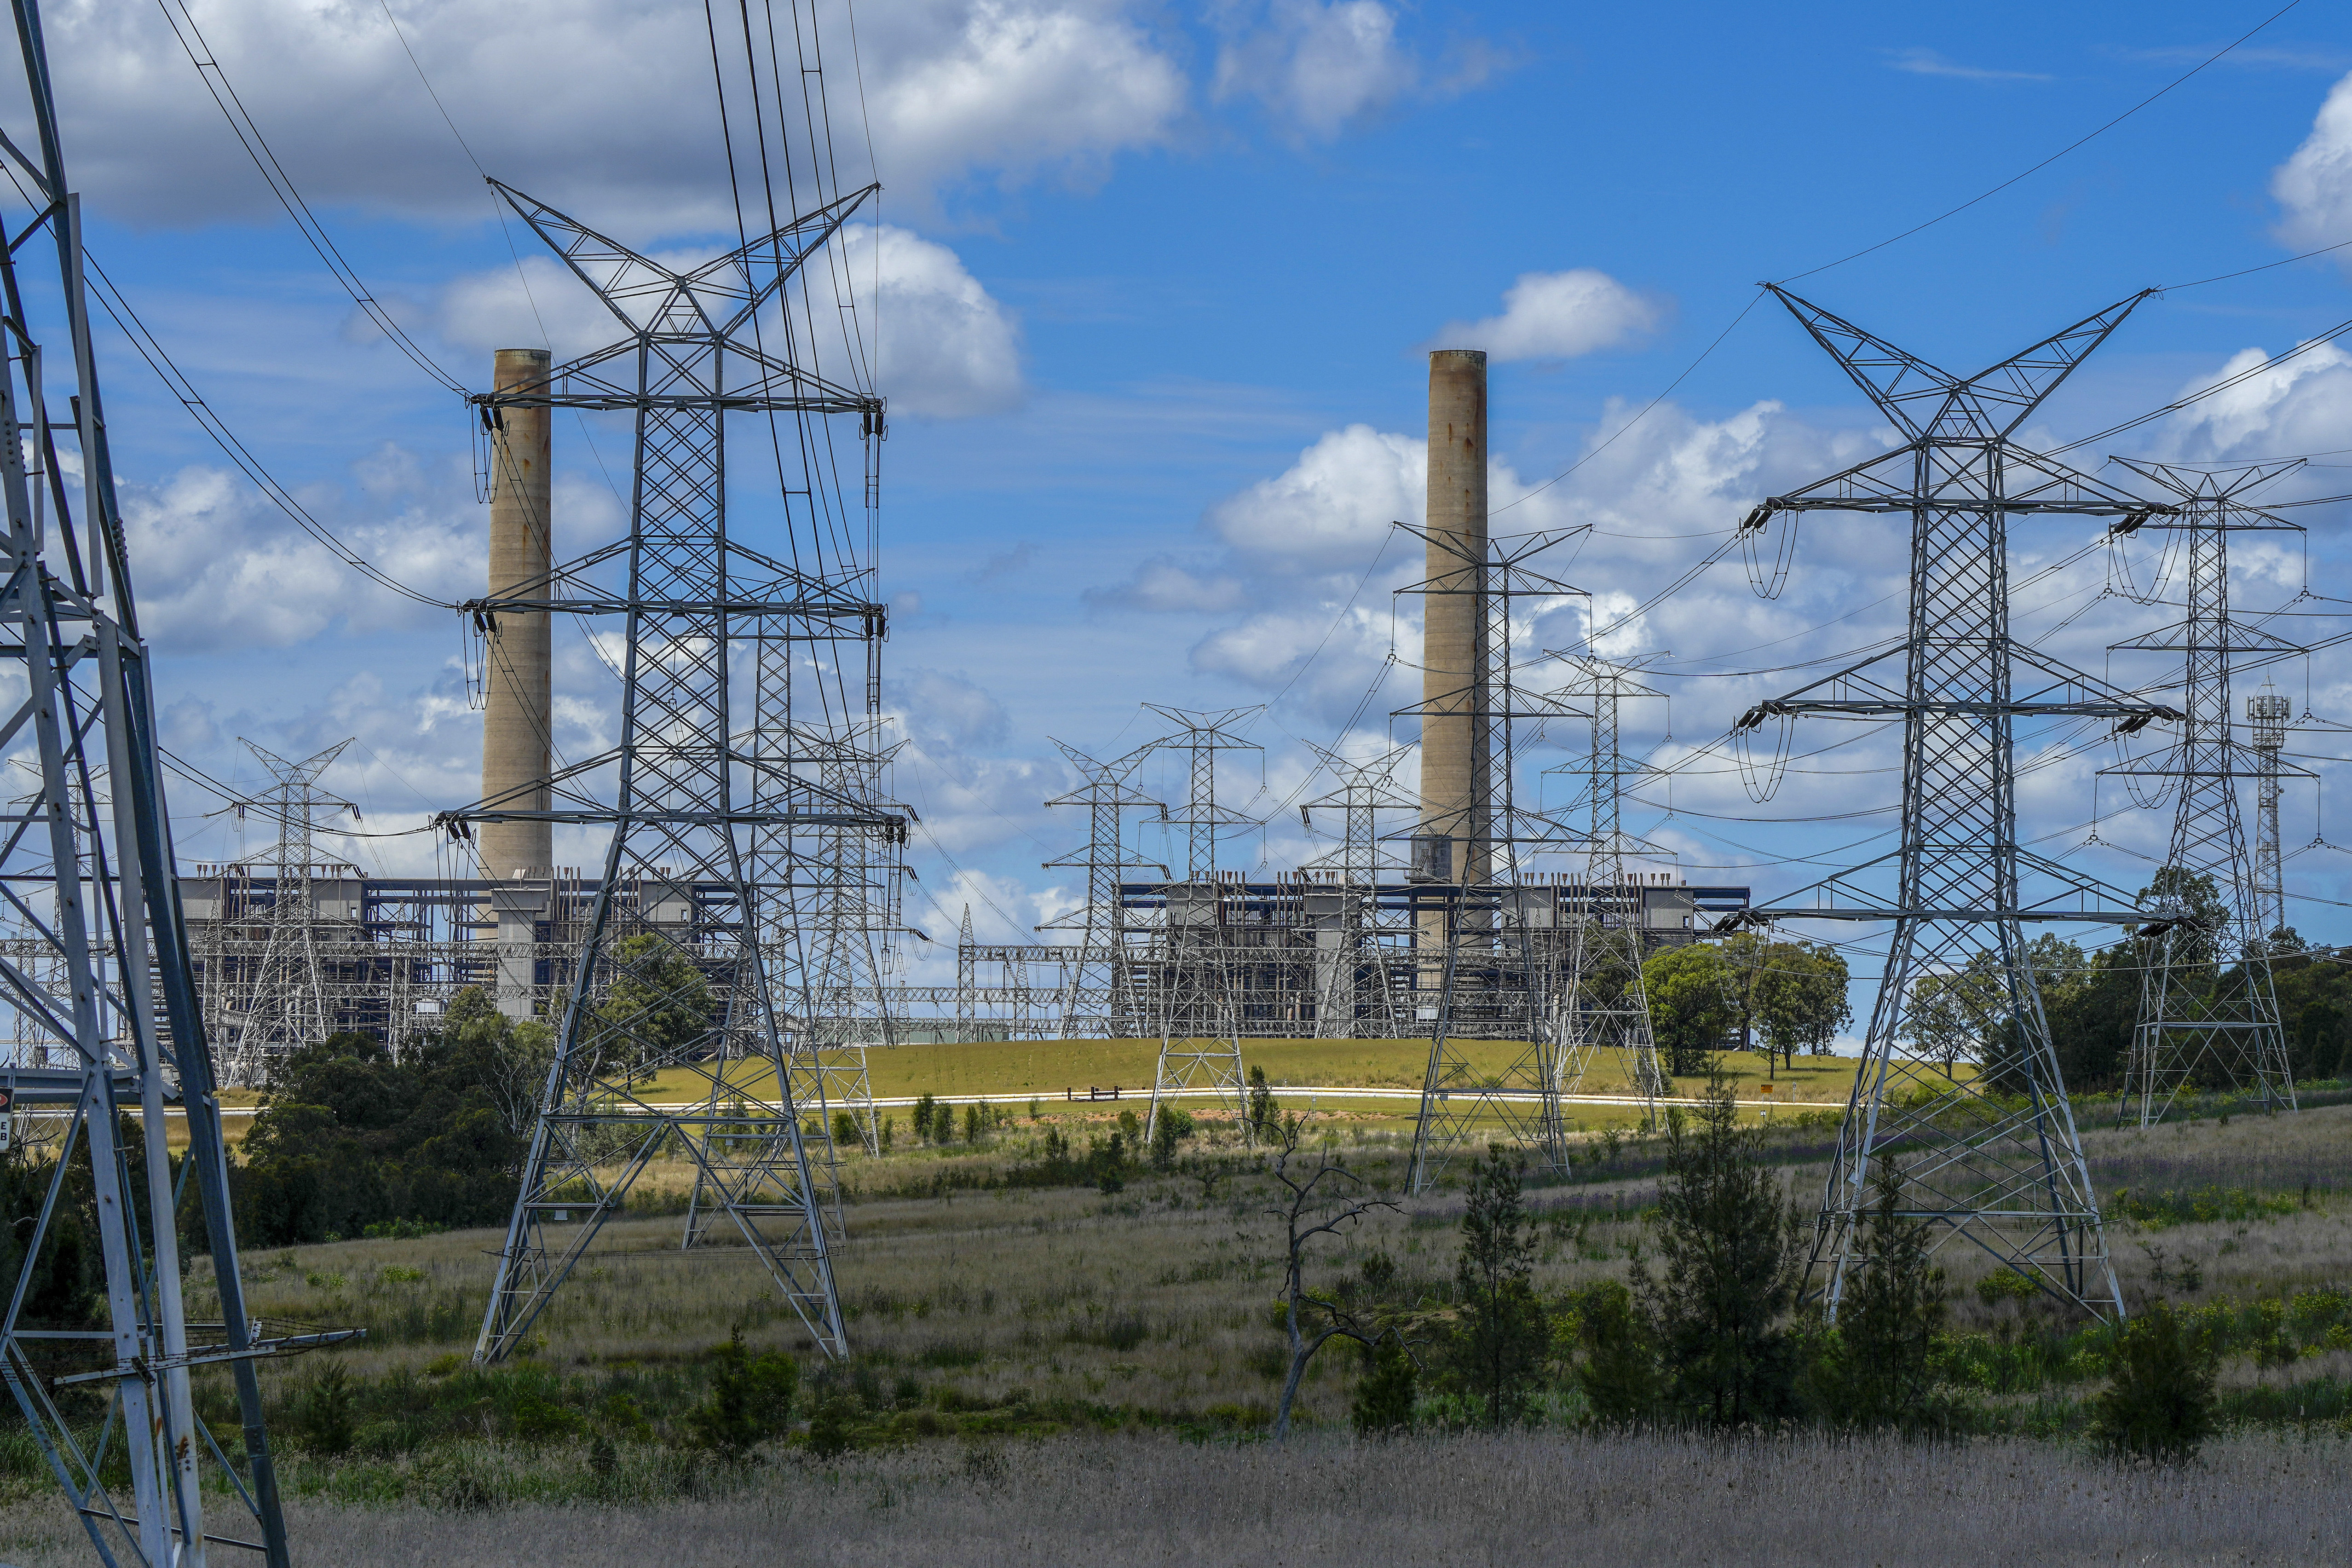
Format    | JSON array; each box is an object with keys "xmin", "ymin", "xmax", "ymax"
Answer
[
  {"xmin": 1731, "ymin": 288, "xmax": 2182, "ymax": 1322},
  {"xmin": 2104, "ymin": 461, "xmax": 2306, "ymax": 1123},
  {"xmin": 0, "ymin": 2, "xmax": 303, "ymax": 1559},
  {"xmin": 462, "ymin": 181, "xmax": 898, "ymax": 1363}
]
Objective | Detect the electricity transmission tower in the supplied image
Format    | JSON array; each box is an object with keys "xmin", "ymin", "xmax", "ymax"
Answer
[
  {"xmin": 1040, "ymin": 738, "xmax": 1162, "ymax": 1038},
  {"xmin": 210, "ymin": 738, "xmax": 361, "ymax": 1086},
  {"xmin": 1403, "ymin": 528, "xmax": 1590, "ymax": 1193},
  {"xmin": 1551, "ymin": 654, "xmax": 1668, "ymax": 1106},
  {"xmin": 1734, "ymin": 288, "xmax": 2180, "ymax": 1321},
  {"xmin": 1141, "ymin": 707, "xmax": 1260, "ymax": 1140},
  {"xmin": 1299, "ymin": 744, "xmax": 1415, "ymax": 1037},
  {"xmin": 467, "ymin": 181, "xmax": 895, "ymax": 1363},
  {"xmin": 0, "ymin": 8, "xmax": 303, "ymax": 1558},
  {"xmin": 2104, "ymin": 461, "xmax": 2304, "ymax": 1123}
]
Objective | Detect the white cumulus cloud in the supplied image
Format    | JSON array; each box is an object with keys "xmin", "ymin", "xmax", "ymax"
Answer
[
  {"xmin": 1430, "ymin": 270, "xmax": 1666, "ymax": 363},
  {"xmin": 2273, "ymin": 69, "xmax": 2352, "ymax": 259},
  {"xmin": 1214, "ymin": 0, "xmax": 1417, "ymax": 139}
]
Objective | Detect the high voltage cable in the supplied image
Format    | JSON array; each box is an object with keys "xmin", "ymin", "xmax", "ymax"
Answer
[
  {"xmin": 79, "ymin": 250, "xmax": 455, "ymax": 609},
  {"xmin": 154, "ymin": 0, "xmax": 467, "ymax": 396}
]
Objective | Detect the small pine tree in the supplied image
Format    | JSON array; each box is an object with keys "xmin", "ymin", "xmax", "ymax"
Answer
[
  {"xmin": 880, "ymin": 1116, "xmax": 895, "ymax": 1154},
  {"xmin": 1637, "ymin": 1072, "xmax": 1806, "ymax": 1428},
  {"xmin": 1352, "ymin": 1334, "xmax": 1417, "ymax": 1436},
  {"xmin": 1572, "ymin": 1279, "xmax": 1659, "ymax": 1425},
  {"xmin": 1447, "ymin": 1144, "xmax": 1551, "ymax": 1428},
  {"xmin": 1150, "ymin": 1107, "xmax": 1182, "ymax": 1170},
  {"xmin": 2089, "ymin": 1301, "xmax": 2217, "ymax": 1462},
  {"xmin": 1809, "ymin": 1161, "xmax": 1954, "ymax": 1431},
  {"xmin": 688, "ymin": 1329, "xmax": 800, "ymax": 1456},
  {"xmin": 1247, "ymin": 1066, "xmax": 1276, "ymax": 1141},
  {"xmin": 912, "ymin": 1093, "xmax": 937, "ymax": 1144},
  {"xmin": 804, "ymin": 1394, "xmax": 856, "ymax": 1459},
  {"xmin": 964, "ymin": 1103, "xmax": 984, "ymax": 1144},
  {"xmin": 831, "ymin": 1110, "xmax": 859, "ymax": 1149}
]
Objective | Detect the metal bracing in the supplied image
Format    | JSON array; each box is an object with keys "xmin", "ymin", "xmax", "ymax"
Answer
[
  {"xmin": 2104, "ymin": 462, "xmax": 2305, "ymax": 1124},
  {"xmin": 205, "ymin": 739, "xmax": 363, "ymax": 1086},
  {"xmin": 1139, "ymin": 708, "xmax": 1262, "ymax": 1134},
  {"xmin": 1401, "ymin": 527, "xmax": 1589, "ymax": 1192},
  {"xmin": 0, "ymin": 4, "xmax": 296, "ymax": 1557},
  {"xmin": 1299, "ymin": 744, "xmax": 1416, "ymax": 1037},
  {"xmin": 1735, "ymin": 287, "xmax": 2184, "ymax": 1323},
  {"xmin": 1551, "ymin": 655, "xmax": 1669, "ymax": 1109},
  {"xmin": 466, "ymin": 181, "xmax": 897, "ymax": 1364},
  {"xmin": 1039, "ymin": 738, "xmax": 1162, "ymax": 1037}
]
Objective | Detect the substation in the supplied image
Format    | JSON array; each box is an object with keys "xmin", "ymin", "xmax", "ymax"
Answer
[{"xmin": 0, "ymin": 0, "xmax": 2334, "ymax": 1558}]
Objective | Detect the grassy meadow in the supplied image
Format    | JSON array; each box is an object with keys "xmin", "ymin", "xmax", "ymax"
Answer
[{"xmin": 3, "ymin": 1047, "xmax": 2346, "ymax": 1564}]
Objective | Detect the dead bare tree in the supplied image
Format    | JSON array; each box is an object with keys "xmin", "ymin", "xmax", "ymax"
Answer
[{"xmin": 1264, "ymin": 1115, "xmax": 1399, "ymax": 1440}]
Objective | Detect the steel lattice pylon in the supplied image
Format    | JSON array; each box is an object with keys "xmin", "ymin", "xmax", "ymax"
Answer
[
  {"xmin": 1299, "ymin": 744, "xmax": 1416, "ymax": 1038},
  {"xmin": 0, "ymin": 6, "xmax": 301, "ymax": 1557},
  {"xmin": 209, "ymin": 738, "xmax": 359, "ymax": 1086},
  {"xmin": 1039, "ymin": 738, "xmax": 1162, "ymax": 1038},
  {"xmin": 1140, "ymin": 707, "xmax": 1260, "ymax": 1139},
  {"xmin": 2104, "ymin": 462, "xmax": 2305, "ymax": 1124},
  {"xmin": 1736, "ymin": 287, "xmax": 2182, "ymax": 1322},
  {"xmin": 1403, "ymin": 530, "xmax": 1589, "ymax": 1193},
  {"xmin": 466, "ymin": 181, "xmax": 896, "ymax": 1363},
  {"xmin": 1552, "ymin": 654, "xmax": 1668, "ymax": 1108}
]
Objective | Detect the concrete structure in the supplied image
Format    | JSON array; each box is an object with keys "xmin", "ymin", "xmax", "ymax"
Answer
[
  {"xmin": 482, "ymin": 347, "xmax": 554, "ymax": 881},
  {"xmin": 483, "ymin": 348, "xmax": 554, "ymax": 1018},
  {"xmin": 1418, "ymin": 349, "xmax": 1491, "ymax": 889}
]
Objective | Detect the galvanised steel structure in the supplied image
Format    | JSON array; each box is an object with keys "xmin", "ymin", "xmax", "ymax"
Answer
[
  {"xmin": 0, "ymin": 2, "xmax": 308, "ymax": 1558},
  {"xmin": 1038, "ymin": 737, "xmax": 1161, "ymax": 1037},
  {"xmin": 206, "ymin": 739, "xmax": 361, "ymax": 1086},
  {"xmin": 465, "ymin": 183, "xmax": 896, "ymax": 1363},
  {"xmin": 1403, "ymin": 528, "xmax": 1590, "ymax": 1193},
  {"xmin": 1551, "ymin": 654, "xmax": 1668, "ymax": 1109},
  {"xmin": 1139, "ymin": 708, "xmax": 1262, "ymax": 1140},
  {"xmin": 1299, "ymin": 744, "xmax": 1417, "ymax": 1038},
  {"xmin": 2249, "ymin": 682, "xmax": 2292, "ymax": 940},
  {"xmin": 2104, "ymin": 461, "xmax": 2305, "ymax": 1124},
  {"xmin": 1735, "ymin": 288, "xmax": 2180, "ymax": 1322}
]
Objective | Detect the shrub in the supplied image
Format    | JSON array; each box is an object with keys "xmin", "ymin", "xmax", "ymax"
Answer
[
  {"xmin": 1247, "ymin": 1067, "xmax": 1277, "ymax": 1141},
  {"xmin": 2089, "ymin": 1300, "xmax": 2217, "ymax": 1462},
  {"xmin": 832, "ymin": 1111, "xmax": 860, "ymax": 1148},
  {"xmin": 806, "ymin": 1395, "xmax": 857, "ymax": 1459},
  {"xmin": 1352, "ymin": 1335, "xmax": 1417, "ymax": 1436},
  {"xmin": 687, "ymin": 1330, "xmax": 800, "ymax": 1456},
  {"xmin": 965, "ymin": 1104, "xmax": 986, "ymax": 1144},
  {"xmin": 1806, "ymin": 1162, "xmax": 1960, "ymax": 1433},
  {"xmin": 912, "ymin": 1093, "xmax": 938, "ymax": 1144},
  {"xmin": 292, "ymin": 1364, "xmax": 356, "ymax": 1456}
]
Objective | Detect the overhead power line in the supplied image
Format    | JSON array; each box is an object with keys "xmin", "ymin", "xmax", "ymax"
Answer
[{"xmin": 155, "ymin": 0, "xmax": 469, "ymax": 396}]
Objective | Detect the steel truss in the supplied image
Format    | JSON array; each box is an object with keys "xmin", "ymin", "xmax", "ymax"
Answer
[
  {"xmin": 1551, "ymin": 655, "xmax": 1668, "ymax": 1109},
  {"xmin": 0, "ymin": 4, "xmax": 298, "ymax": 1558},
  {"xmin": 1299, "ymin": 744, "xmax": 1417, "ymax": 1038},
  {"xmin": 202, "ymin": 739, "xmax": 364, "ymax": 1086},
  {"xmin": 1735, "ymin": 287, "xmax": 2182, "ymax": 1321},
  {"xmin": 1139, "ymin": 708, "xmax": 1262, "ymax": 1138},
  {"xmin": 1402, "ymin": 527, "xmax": 1590, "ymax": 1192},
  {"xmin": 2104, "ymin": 461, "xmax": 2305, "ymax": 1123},
  {"xmin": 465, "ymin": 182, "xmax": 897, "ymax": 1363},
  {"xmin": 1038, "ymin": 738, "xmax": 1161, "ymax": 1038}
]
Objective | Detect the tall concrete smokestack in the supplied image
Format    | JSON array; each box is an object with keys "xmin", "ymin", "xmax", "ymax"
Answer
[
  {"xmin": 1418, "ymin": 348, "xmax": 1489, "ymax": 890},
  {"xmin": 482, "ymin": 348, "xmax": 554, "ymax": 882}
]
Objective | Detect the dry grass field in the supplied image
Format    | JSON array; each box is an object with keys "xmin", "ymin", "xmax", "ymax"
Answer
[
  {"xmin": 4, "ymin": 1061, "xmax": 2345, "ymax": 1564},
  {"xmin": 0, "ymin": 1429, "xmax": 2346, "ymax": 1566}
]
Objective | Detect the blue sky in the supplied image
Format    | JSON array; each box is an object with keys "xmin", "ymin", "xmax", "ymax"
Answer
[{"xmin": 28, "ymin": 0, "xmax": 2352, "ymax": 996}]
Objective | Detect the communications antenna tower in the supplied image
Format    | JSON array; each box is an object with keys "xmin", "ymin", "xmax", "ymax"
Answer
[
  {"xmin": 2103, "ymin": 461, "xmax": 2305, "ymax": 1123},
  {"xmin": 464, "ymin": 179, "xmax": 896, "ymax": 1363},
  {"xmin": 1549, "ymin": 654, "xmax": 1669, "ymax": 1107},
  {"xmin": 1731, "ymin": 288, "xmax": 2180, "ymax": 1321},
  {"xmin": 1141, "ymin": 707, "xmax": 1260, "ymax": 1141},
  {"xmin": 2249, "ymin": 682, "xmax": 2291, "ymax": 944},
  {"xmin": 1039, "ymin": 738, "xmax": 1162, "ymax": 1037},
  {"xmin": 210, "ymin": 738, "xmax": 361, "ymax": 1086},
  {"xmin": 0, "ymin": 5, "xmax": 306, "ymax": 1558},
  {"xmin": 1402, "ymin": 528, "xmax": 1589, "ymax": 1193}
]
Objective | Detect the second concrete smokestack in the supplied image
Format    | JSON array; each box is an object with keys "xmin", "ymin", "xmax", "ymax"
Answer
[
  {"xmin": 482, "ymin": 348, "xmax": 553, "ymax": 882},
  {"xmin": 1419, "ymin": 348, "xmax": 1489, "ymax": 888}
]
